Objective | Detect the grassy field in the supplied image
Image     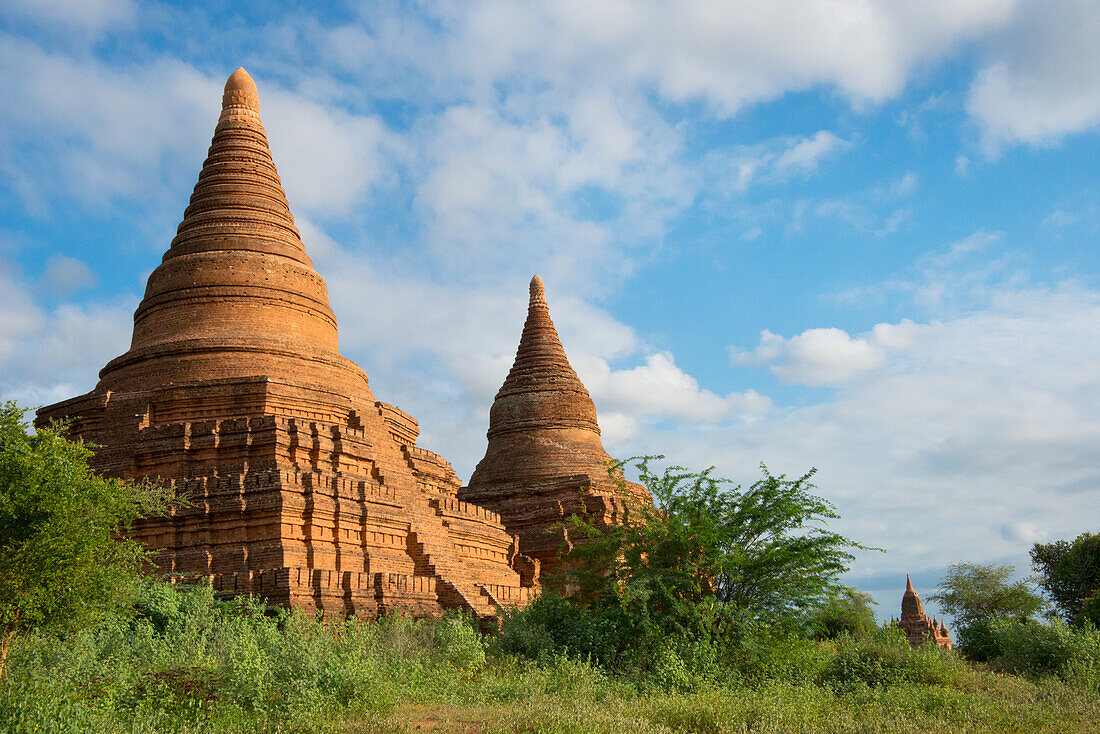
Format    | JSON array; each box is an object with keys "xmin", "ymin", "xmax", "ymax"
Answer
[{"xmin": 2, "ymin": 583, "xmax": 1098, "ymax": 734}]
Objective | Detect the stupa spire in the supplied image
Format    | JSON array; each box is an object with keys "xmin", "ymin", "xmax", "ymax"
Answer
[
  {"xmin": 487, "ymin": 275, "xmax": 599, "ymax": 440},
  {"xmin": 96, "ymin": 67, "xmax": 369, "ymax": 406},
  {"xmin": 222, "ymin": 67, "xmax": 259, "ymax": 111}
]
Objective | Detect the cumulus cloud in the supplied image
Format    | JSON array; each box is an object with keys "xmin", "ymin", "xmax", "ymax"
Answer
[
  {"xmin": 733, "ymin": 327, "xmax": 890, "ymax": 386},
  {"xmin": 426, "ymin": 0, "xmax": 1019, "ymax": 114},
  {"xmin": 968, "ymin": 0, "xmax": 1100, "ymax": 151},
  {"xmin": 583, "ymin": 351, "xmax": 771, "ymax": 425}
]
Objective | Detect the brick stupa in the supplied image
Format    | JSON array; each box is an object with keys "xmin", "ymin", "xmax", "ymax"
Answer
[
  {"xmin": 893, "ymin": 575, "xmax": 953, "ymax": 650},
  {"xmin": 36, "ymin": 68, "xmax": 537, "ymax": 618},
  {"xmin": 459, "ymin": 276, "xmax": 652, "ymax": 576}
]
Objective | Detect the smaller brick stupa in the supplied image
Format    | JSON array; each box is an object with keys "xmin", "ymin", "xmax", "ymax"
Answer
[
  {"xmin": 894, "ymin": 575, "xmax": 953, "ymax": 650},
  {"xmin": 459, "ymin": 276, "xmax": 651, "ymax": 576}
]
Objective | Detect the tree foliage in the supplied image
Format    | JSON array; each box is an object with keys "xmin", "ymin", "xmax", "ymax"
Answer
[
  {"xmin": 1031, "ymin": 533, "xmax": 1100, "ymax": 625},
  {"xmin": 929, "ymin": 562, "xmax": 1044, "ymax": 631},
  {"xmin": 805, "ymin": 586, "xmax": 878, "ymax": 640},
  {"xmin": 0, "ymin": 400, "xmax": 169, "ymax": 669},
  {"xmin": 565, "ymin": 458, "xmax": 870, "ymax": 627}
]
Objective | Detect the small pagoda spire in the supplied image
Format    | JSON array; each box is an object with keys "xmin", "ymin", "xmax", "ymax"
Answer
[{"xmin": 906, "ymin": 574, "xmax": 915, "ymax": 593}]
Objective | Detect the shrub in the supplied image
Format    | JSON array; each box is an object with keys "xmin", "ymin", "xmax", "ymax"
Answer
[
  {"xmin": 817, "ymin": 626, "xmax": 962, "ymax": 692},
  {"xmin": 956, "ymin": 617, "xmax": 1002, "ymax": 662},
  {"xmin": 988, "ymin": 618, "xmax": 1100, "ymax": 689},
  {"xmin": 431, "ymin": 612, "xmax": 486, "ymax": 671},
  {"xmin": 0, "ymin": 401, "xmax": 170, "ymax": 672},
  {"xmin": 805, "ymin": 586, "xmax": 878, "ymax": 640}
]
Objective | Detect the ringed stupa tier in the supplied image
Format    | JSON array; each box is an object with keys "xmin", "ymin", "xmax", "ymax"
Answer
[
  {"xmin": 459, "ymin": 276, "xmax": 652, "ymax": 576},
  {"xmin": 36, "ymin": 69, "xmax": 537, "ymax": 618},
  {"xmin": 894, "ymin": 575, "xmax": 953, "ymax": 650}
]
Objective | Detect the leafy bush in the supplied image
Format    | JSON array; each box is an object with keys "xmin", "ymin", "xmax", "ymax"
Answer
[
  {"xmin": 956, "ymin": 617, "xmax": 1003, "ymax": 662},
  {"xmin": 817, "ymin": 627, "xmax": 962, "ymax": 692},
  {"xmin": 986, "ymin": 618, "xmax": 1100, "ymax": 689},
  {"xmin": 805, "ymin": 587, "xmax": 878, "ymax": 640},
  {"xmin": 431, "ymin": 612, "xmax": 486, "ymax": 671},
  {"xmin": 0, "ymin": 401, "xmax": 170, "ymax": 672}
]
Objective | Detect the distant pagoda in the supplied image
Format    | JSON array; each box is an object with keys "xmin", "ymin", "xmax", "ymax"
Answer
[
  {"xmin": 36, "ymin": 68, "xmax": 537, "ymax": 619},
  {"xmin": 459, "ymin": 276, "xmax": 652, "ymax": 576},
  {"xmin": 892, "ymin": 575, "xmax": 953, "ymax": 650}
]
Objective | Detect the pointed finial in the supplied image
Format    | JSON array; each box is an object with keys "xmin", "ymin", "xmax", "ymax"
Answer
[
  {"xmin": 223, "ymin": 67, "xmax": 259, "ymax": 111},
  {"xmin": 906, "ymin": 574, "xmax": 915, "ymax": 592},
  {"xmin": 529, "ymin": 275, "xmax": 547, "ymax": 307}
]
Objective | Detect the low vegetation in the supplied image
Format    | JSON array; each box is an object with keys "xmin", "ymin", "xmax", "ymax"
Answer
[
  {"xmin": 2, "ymin": 585, "xmax": 1098, "ymax": 733},
  {"xmin": 1, "ymin": 401, "xmax": 1098, "ymax": 733}
]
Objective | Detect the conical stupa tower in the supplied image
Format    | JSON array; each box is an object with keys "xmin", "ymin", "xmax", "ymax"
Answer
[
  {"xmin": 96, "ymin": 68, "xmax": 371, "ymax": 409},
  {"xmin": 895, "ymin": 574, "xmax": 953, "ymax": 650},
  {"xmin": 37, "ymin": 69, "xmax": 537, "ymax": 618},
  {"xmin": 460, "ymin": 276, "xmax": 651, "ymax": 576}
]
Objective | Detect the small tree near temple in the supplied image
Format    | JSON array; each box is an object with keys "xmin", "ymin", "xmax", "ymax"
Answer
[
  {"xmin": 929, "ymin": 563, "xmax": 1044, "ymax": 631},
  {"xmin": 1031, "ymin": 533, "xmax": 1100, "ymax": 626},
  {"xmin": 0, "ymin": 400, "xmax": 169, "ymax": 674},
  {"xmin": 563, "ymin": 459, "xmax": 871, "ymax": 638}
]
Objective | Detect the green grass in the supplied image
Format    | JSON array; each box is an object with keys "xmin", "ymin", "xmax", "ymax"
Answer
[{"xmin": 1, "ymin": 583, "xmax": 1097, "ymax": 734}]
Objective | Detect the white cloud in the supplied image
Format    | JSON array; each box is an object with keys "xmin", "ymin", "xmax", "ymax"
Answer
[
  {"xmin": 262, "ymin": 89, "xmax": 395, "ymax": 217},
  {"xmin": 412, "ymin": 99, "xmax": 689, "ymax": 288},
  {"xmin": 733, "ymin": 327, "xmax": 891, "ymax": 386},
  {"xmin": 431, "ymin": 0, "xmax": 1018, "ymax": 114},
  {"xmin": 0, "ymin": 35, "xmax": 394, "ymax": 230},
  {"xmin": 39, "ymin": 255, "xmax": 95, "ymax": 296},
  {"xmin": 0, "ymin": 264, "xmax": 135, "ymax": 408},
  {"xmin": 773, "ymin": 131, "xmax": 847, "ymax": 175},
  {"xmin": 719, "ymin": 131, "xmax": 849, "ymax": 193},
  {"xmin": 968, "ymin": 0, "xmax": 1100, "ymax": 151},
  {"xmin": 583, "ymin": 351, "xmax": 771, "ymax": 424},
  {"xmin": 2, "ymin": 0, "xmax": 136, "ymax": 34}
]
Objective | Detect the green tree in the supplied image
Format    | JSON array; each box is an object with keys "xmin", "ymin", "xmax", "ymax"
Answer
[
  {"xmin": 566, "ymin": 459, "xmax": 871, "ymax": 627},
  {"xmin": 929, "ymin": 563, "xmax": 1044, "ymax": 630},
  {"xmin": 1031, "ymin": 533, "xmax": 1100, "ymax": 625},
  {"xmin": 0, "ymin": 400, "xmax": 169, "ymax": 672},
  {"xmin": 805, "ymin": 586, "xmax": 878, "ymax": 640}
]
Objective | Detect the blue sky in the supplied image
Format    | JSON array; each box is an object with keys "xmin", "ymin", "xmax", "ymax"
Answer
[{"xmin": 2, "ymin": 0, "xmax": 1099, "ymax": 622}]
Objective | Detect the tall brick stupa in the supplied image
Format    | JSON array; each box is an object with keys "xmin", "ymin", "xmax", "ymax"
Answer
[
  {"xmin": 459, "ymin": 276, "xmax": 652, "ymax": 576},
  {"xmin": 36, "ymin": 69, "xmax": 536, "ymax": 618}
]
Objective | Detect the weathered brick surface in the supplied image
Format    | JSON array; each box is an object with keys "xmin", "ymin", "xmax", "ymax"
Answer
[
  {"xmin": 35, "ymin": 68, "xmax": 536, "ymax": 620},
  {"xmin": 460, "ymin": 276, "xmax": 652, "ymax": 577},
  {"xmin": 892, "ymin": 575, "xmax": 953, "ymax": 650}
]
